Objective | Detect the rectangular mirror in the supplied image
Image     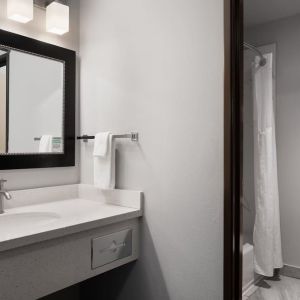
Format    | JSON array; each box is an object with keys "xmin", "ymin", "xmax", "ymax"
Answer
[{"xmin": 0, "ymin": 29, "xmax": 75, "ymax": 169}]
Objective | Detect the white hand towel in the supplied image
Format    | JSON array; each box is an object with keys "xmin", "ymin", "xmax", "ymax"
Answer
[
  {"xmin": 39, "ymin": 135, "xmax": 53, "ymax": 153},
  {"xmin": 94, "ymin": 133, "xmax": 115, "ymax": 189},
  {"xmin": 93, "ymin": 132, "xmax": 110, "ymax": 157}
]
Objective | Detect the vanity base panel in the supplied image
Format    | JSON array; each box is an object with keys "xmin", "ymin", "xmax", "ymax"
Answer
[{"xmin": 0, "ymin": 218, "xmax": 139, "ymax": 300}]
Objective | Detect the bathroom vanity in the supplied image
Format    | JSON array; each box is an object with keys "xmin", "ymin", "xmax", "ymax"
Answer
[
  {"xmin": 0, "ymin": 29, "xmax": 143, "ymax": 300},
  {"xmin": 0, "ymin": 184, "xmax": 143, "ymax": 299}
]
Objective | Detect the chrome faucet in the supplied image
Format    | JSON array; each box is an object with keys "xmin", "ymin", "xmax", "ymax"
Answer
[{"xmin": 0, "ymin": 179, "xmax": 11, "ymax": 214}]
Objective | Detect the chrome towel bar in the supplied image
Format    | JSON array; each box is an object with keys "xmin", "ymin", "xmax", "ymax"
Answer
[
  {"xmin": 77, "ymin": 132, "xmax": 139, "ymax": 143},
  {"xmin": 34, "ymin": 137, "xmax": 62, "ymax": 141}
]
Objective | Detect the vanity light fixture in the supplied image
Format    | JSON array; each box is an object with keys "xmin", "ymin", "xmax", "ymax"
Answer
[
  {"xmin": 7, "ymin": 0, "xmax": 33, "ymax": 23},
  {"xmin": 46, "ymin": 1, "xmax": 69, "ymax": 35}
]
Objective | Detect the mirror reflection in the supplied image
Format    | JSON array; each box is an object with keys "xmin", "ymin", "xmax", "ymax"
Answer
[
  {"xmin": 0, "ymin": 50, "xmax": 7, "ymax": 153},
  {"xmin": 0, "ymin": 47, "xmax": 64, "ymax": 154}
]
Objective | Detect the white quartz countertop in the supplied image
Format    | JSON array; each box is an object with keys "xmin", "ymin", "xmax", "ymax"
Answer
[{"xmin": 0, "ymin": 184, "xmax": 143, "ymax": 252}]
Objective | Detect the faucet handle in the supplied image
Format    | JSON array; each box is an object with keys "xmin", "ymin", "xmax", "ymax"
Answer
[{"xmin": 0, "ymin": 179, "xmax": 7, "ymax": 183}]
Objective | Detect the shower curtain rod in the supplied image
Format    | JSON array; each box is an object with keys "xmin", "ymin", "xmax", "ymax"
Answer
[{"xmin": 243, "ymin": 42, "xmax": 266, "ymax": 66}]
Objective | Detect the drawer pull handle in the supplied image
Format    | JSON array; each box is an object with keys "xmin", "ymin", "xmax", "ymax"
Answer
[{"xmin": 99, "ymin": 241, "xmax": 126, "ymax": 253}]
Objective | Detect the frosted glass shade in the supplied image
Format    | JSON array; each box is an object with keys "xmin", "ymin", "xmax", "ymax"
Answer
[
  {"xmin": 7, "ymin": 0, "xmax": 33, "ymax": 23},
  {"xmin": 46, "ymin": 2, "xmax": 69, "ymax": 35}
]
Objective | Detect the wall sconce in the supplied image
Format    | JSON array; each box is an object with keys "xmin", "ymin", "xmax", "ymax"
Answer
[
  {"xmin": 6, "ymin": 0, "xmax": 70, "ymax": 36},
  {"xmin": 7, "ymin": 0, "xmax": 34, "ymax": 23},
  {"xmin": 46, "ymin": 2, "xmax": 69, "ymax": 35}
]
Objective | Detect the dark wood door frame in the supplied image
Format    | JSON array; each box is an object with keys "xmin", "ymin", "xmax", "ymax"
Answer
[{"xmin": 224, "ymin": 0, "xmax": 243, "ymax": 299}]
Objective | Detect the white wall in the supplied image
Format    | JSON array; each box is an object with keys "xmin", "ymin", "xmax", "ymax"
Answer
[
  {"xmin": 0, "ymin": 0, "xmax": 80, "ymax": 190},
  {"xmin": 246, "ymin": 14, "xmax": 300, "ymax": 268},
  {"xmin": 80, "ymin": 0, "xmax": 224, "ymax": 299}
]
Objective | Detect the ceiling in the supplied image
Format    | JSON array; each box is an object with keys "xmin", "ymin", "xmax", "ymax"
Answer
[{"xmin": 244, "ymin": 0, "xmax": 300, "ymax": 27}]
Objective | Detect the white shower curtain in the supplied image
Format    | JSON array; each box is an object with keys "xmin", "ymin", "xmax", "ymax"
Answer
[{"xmin": 253, "ymin": 52, "xmax": 283, "ymax": 277}]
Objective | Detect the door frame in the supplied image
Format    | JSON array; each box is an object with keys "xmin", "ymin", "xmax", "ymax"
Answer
[{"xmin": 224, "ymin": 0, "xmax": 243, "ymax": 299}]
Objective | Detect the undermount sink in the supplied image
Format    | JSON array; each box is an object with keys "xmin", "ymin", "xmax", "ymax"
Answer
[
  {"xmin": 0, "ymin": 184, "xmax": 142, "ymax": 252},
  {"xmin": 0, "ymin": 212, "xmax": 60, "ymax": 234}
]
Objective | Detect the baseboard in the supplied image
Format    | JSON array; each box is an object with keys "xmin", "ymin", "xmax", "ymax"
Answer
[
  {"xmin": 242, "ymin": 274, "xmax": 264, "ymax": 297},
  {"xmin": 281, "ymin": 264, "xmax": 300, "ymax": 279}
]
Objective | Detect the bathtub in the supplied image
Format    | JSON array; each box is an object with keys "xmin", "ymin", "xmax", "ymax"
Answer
[{"xmin": 243, "ymin": 243, "xmax": 254, "ymax": 292}]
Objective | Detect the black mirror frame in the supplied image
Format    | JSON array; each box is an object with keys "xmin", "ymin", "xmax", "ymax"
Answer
[{"xmin": 0, "ymin": 29, "xmax": 76, "ymax": 170}]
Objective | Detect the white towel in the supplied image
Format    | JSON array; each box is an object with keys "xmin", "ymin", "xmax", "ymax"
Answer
[
  {"xmin": 93, "ymin": 133, "xmax": 115, "ymax": 189},
  {"xmin": 39, "ymin": 135, "xmax": 53, "ymax": 153},
  {"xmin": 93, "ymin": 132, "xmax": 110, "ymax": 157}
]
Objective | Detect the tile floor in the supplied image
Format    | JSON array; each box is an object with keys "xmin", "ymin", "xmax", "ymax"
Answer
[{"xmin": 244, "ymin": 276, "xmax": 300, "ymax": 300}]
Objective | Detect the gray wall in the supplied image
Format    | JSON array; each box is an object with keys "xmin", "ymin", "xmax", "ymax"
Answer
[
  {"xmin": 79, "ymin": 0, "xmax": 224, "ymax": 299},
  {"xmin": 246, "ymin": 14, "xmax": 300, "ymax": 267},
  {"xmin": 0, "ymin": 0, "xmax": 80, "ymax": 190}
]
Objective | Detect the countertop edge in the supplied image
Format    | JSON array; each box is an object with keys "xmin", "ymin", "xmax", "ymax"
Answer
[{"xmin": 0, "ymin": 209, "xmax": 142, "ymax": 253}]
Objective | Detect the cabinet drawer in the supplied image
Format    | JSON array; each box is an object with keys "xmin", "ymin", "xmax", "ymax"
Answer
[{"xmin": 91, "ymin": 229, "xmax": 132, "ymax": 269}]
